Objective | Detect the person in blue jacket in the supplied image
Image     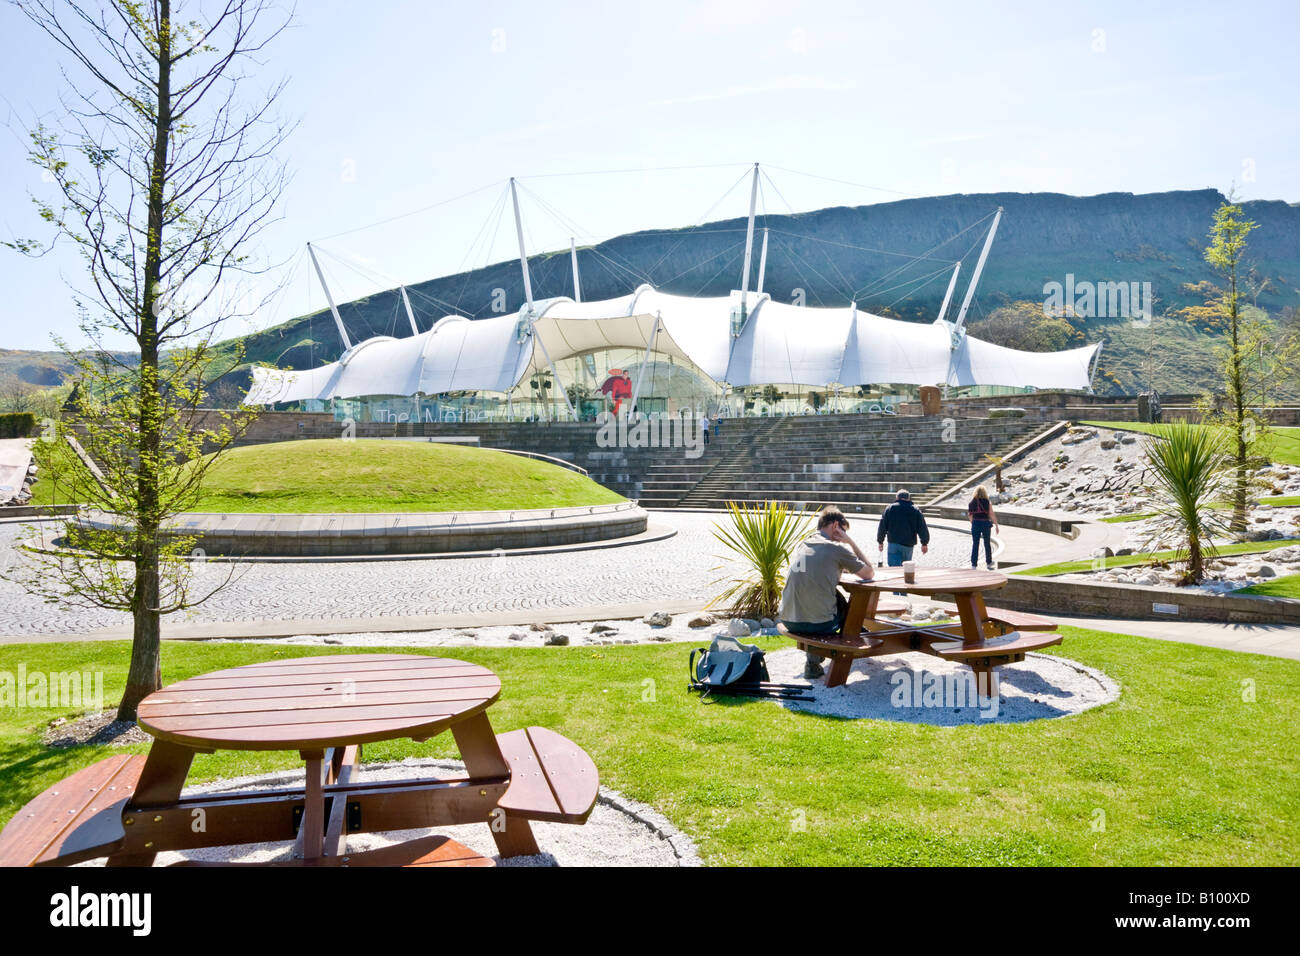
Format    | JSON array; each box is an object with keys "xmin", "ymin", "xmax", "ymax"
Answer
[{"xmin": 875, "ymin": 490, "xmax": 930, "ymax": 568}]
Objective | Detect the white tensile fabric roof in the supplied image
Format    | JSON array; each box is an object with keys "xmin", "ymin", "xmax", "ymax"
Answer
[{"xmin": 244, "ymin": 284, "xmax": 1100, "ymax": 404}]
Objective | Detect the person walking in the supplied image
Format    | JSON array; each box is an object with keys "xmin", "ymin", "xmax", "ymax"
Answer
[
  {"xmin": 699, "ymin": 411, "xmax": 710, "ymax": 446},
  {"xmin": 968, "ymin": 485, "xmax": 999, "ymax": 570},
  {"xmin": 876, "ymin": 490, "xmax": 930, "ymax": 568}
]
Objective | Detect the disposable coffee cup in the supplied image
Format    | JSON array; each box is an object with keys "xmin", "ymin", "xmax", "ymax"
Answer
[{"xmin": 902, "ymin": 561, "xmax": 916, "ymax": 584}]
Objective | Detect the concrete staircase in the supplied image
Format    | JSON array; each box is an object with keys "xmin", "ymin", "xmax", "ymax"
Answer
[
  {"xmin": 221, "ymin": 413, "xmax": 1056, "ymax": 515},
  {"xmin": 630, "ymin": 414, "xmax": 1053, "ymax": 513}
]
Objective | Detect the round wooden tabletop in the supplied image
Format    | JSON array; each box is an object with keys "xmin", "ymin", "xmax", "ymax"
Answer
[
  {"xmin": 840, "ymin": 567, "xmax": 1007, "ymax": 595},
  {"xmin": 137, "ymin": 654, "xmax": 502, "ymax": 752}
]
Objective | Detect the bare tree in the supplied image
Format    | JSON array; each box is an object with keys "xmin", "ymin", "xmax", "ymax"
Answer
[{"xmin": 4, "ymin": 0, "xmax": 294, "ymax": 719}]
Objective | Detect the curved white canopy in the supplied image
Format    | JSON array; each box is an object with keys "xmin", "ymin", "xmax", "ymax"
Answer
[{"xmin": 244, "ymin": 286, "xmax": 1101, "ymax": 405}]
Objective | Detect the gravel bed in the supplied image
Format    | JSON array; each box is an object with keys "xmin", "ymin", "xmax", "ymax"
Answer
[
  {"xmin": 74, "ymin": 758, "xmax": 698, "ymax": 867},
  {"xmin": 764, "ymin": 647, "xmax": 1119, "ymax": 725}
]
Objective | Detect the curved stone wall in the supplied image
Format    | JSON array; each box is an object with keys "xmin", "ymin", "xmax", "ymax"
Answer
[{"xmin": 72, "ymin": 502, "xmax": 648, "ymax": 558}]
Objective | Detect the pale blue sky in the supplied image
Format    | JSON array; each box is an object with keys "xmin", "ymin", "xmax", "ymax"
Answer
[{"xmin": 1, "ymin": 0, "xmax": 1296, "ymax": 350}]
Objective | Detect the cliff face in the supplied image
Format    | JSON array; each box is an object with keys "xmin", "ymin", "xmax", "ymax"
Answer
[{"xmin": 11, "ymin": 190, "xmax": 1295, "ymax": 395}]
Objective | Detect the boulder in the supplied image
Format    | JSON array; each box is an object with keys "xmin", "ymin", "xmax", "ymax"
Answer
[
  {"xmin": 1258, "ymin": 564, "xmax": 1278, "ymax": 578},
  {"xmin": 508, "ymin": 632, "xmax": 527, "ymax": 641},
  {"xmin": 1120, "ymin": 435, "xmax": 1137, "ymax": 444},
  {"xmin": 1100, "ymin": 439, "xmax": 1117, "ymax": 450},
  {"xmin": 545, "ymin": 632, "xmax": 571, "ymax": 646},
  {"xmin": 590, "ymin": 623, "xmax": 618, "ymax": 633},
  {"xmin": 528, "ymin": 623, "xmax": 553, "ymax": 632},
  {"xmin": 642, "ymin": 611, "xmax": 673, "ymax": 627},
  {"xmin": 687, "ymin": 614, "xmax": 715, "ymax": 628},
  {"xmin": 726, "ymin": 619, "xmax": 751, "ymax": 637}
]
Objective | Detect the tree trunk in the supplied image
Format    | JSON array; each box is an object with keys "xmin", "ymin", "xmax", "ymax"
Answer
[
  {"xmin": 117, "ymin": 2, "xmax": 172, "ymax": 721},
  {"xmin": 1228, "ymin": 267, "xmax": 1248, "ymax": 533}
]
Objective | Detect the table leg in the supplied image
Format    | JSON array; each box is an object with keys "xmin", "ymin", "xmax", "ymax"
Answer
[
  {"xmin": 952, "ymin": 592, "xmax": 988, "ymax": 645},
  {"xmin": 825, "ymin": 654, "xmax": 854, "ymax": 688},
  {"xmin": 453, "ymin": 712, "xmax": 541, "ymax": 858},
  {"xmin": 296, "ymin": 750, "xmax": 326, "ymax": 860},
  {"xmin": 841, "ymin": 590, "xmax": 876, "ymax": 638},
  {"xmin": 107, "ymin": 740, "xmax": 195, "ymax": 867}
]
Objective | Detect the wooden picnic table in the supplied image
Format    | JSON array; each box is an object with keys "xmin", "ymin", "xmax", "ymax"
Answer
[
  {"xmin": 0, "ymin": 653, "xmax": 600, "ymax": 867},
  {"xmin": 782, "ymin": 567, "xmax": 1062, "ymax": 688}
]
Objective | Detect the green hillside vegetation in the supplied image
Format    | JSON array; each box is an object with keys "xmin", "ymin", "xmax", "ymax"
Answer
[
  {"xmin": 11, "ymin": 189, "xmax": 1300, "ymax": 401},
  {"xmin": 191, "ymin": 439, "xmax": 626, "ymax": 513}
]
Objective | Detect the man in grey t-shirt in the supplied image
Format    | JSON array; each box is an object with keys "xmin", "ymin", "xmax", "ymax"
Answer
[{"xmin": 780, "ymin": 506, "xmax": 874, "ymax": 678}]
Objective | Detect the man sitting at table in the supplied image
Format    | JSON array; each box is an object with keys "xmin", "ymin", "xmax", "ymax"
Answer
[{"xmin": 779, "ymin": 506, "xmax": 874, "ymax": 678}]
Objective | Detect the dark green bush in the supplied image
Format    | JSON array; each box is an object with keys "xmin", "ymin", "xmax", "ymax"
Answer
[{"xmin": 0, "ymin": 412, "xmax": 38, "ymax": 438}]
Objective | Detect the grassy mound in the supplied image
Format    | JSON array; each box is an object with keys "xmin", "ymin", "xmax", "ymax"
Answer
[{"xmin": 193, "ymin": 439, "xmax": 624, "ymax": 513}]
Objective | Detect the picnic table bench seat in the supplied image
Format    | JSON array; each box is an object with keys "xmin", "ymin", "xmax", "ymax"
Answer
[
  {"xmin": 935, "ymin": 604, "xmax": 1058, "ymax": 635},
  {"xmin": 0, "ymin": 754, "xmax": 146, "ymax": 867},
  {"xmin": 931, "ymin": 630, "xmax": 1063, "ymax": 666},
  {"xmin": 496, "ymin": 726, "xmax": 599, "ymax": 824}
]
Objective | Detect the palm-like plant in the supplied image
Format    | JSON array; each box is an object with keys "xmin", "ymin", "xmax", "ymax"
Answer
[
  {"xmin": 707, "ymin": 500, "xmax": 814, "ymax": 619},
  {"xmin": 1141, "ymin": 423, "xmax": 1233, "ymax": 585}
]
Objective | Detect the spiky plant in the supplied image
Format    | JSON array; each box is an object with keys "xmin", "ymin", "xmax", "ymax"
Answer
[
  {"xmin": 1141, "ymin": 423, "xmax": 1234, "ymax": 585},
  {"xmin": 707, "ymin": 500, "xmax": 814, "ymax": 619}
]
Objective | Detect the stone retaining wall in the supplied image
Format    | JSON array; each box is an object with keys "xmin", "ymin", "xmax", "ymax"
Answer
[{"xmin": 993, "ymin": 574, "xmax": 1300, "ymax": 625}]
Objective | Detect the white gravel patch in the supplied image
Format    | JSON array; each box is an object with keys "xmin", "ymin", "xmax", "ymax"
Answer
[
  {"xmin": 211, "ymin": 617, "xmax": 778, "ymax": 649},
  {"xmin": 765, "ymin": 647, "xmax": 1118, "ymax": 725},
  {"xmin": 76, "ymin": 759, "xmax": 697, "ymax": 867}
]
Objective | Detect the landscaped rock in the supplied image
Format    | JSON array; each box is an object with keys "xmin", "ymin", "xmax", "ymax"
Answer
[
  {"xmin": 545, "ymin": 632, "xmax": 570, "ymax": 646},
  {"xmin": 528, "ymin": 623, "xmax": 552, "ymax": 632},
  {"xmin": 590, "ymin": 623, "xmax": 618, "ymax": 633},
  {"xmin": 1100, "ymin": 439, "xmax": 1117, "ymax": 450},
  {"xmin": 508, "ymin": 632, "xmax": 527, "ymax": 641},
  {"xmin": 1134, "ymin": 572, "xmax": 1161, "ymax": 586},
  {"xmin": 726, "ymin": 619, "xmax": 751, "ymax": 637},
  {"xmin": 760, "ymin": 617, "xmax": 775, "ymax": 629},
  {"xmin": 1258, "ymin": 564, "xmax": 1278, "ymax": 578},
  {"xmin": 1119, "ymin": 435, "xmax": 1136, "ymax": 444},
  {"xmin": 741, "ymin": 618, "xmax": 760, "ymax": 632},
  {"xmin": 687, "ymin": 614, "xmax": 715, "ymax": 628},
  {"xmin": 642, "ymin": 611, "xmax": 673, "ymax": 627}
]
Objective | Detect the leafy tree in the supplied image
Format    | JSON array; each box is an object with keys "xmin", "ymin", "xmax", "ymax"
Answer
[
  {"xmin": 968, "ymin": 300, "xmax": 1084, "ymax": 353},
  {"xmin": 1197, "ymin": 199, "xmax": 1288, "ymax": 532},
  {"xmin": 4, "ymin": 0, "xmax": 293, "ymax": 719}
]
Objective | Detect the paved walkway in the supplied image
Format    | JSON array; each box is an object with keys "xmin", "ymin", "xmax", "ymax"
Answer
[{"xmin": 1, "ymin": 508, "xmax": 1297, "ymax": 661}]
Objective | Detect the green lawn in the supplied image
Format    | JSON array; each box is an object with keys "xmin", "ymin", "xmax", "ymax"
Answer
[
  {"xmin": 1083, "ymin": 421, "xmax": 1300, "ymax": 466},
  {"xmin": 1237, "ymin": 573, "xmax": 1300, "ymax": 598},
  {"xmin": 1016, "ymin": 537, "xmax": 1300, "ymax": 577},
  {"xmin": 1099, "ymin": 512, "xmax": 1154, "ymax": 524},
  {"xmin": 193, "ymin": 439, "xmax": 624, "ymax": 513},
  {"xmin": 1, "ymin": 634, "xmax": 1296, "ymax": 865}
]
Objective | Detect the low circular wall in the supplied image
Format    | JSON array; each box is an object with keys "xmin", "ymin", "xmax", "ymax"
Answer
[{"xmin": 72, "ymin": 502, "xmax": 648, "ymax": 558}]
